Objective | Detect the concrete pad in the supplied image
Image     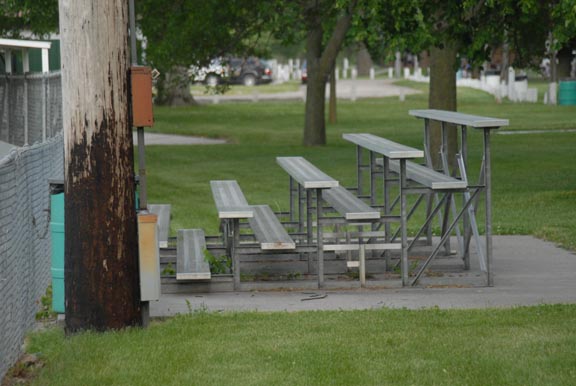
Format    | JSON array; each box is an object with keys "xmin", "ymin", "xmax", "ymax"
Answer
[{"xmin": 150, "ymin": 236, "xmax": 576, "ymax": 316}]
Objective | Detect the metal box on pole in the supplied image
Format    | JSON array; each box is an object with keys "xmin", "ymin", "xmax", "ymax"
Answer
[{"xmin": 130, "ymin": 66, "xmax": 154, "ymax": 127}]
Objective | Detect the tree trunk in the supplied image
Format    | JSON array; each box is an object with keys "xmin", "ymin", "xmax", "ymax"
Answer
[
  {"xmin": 302, "ymin": 0, "xmax": 357, "ymax": 146},
  {"xmin": 428, "ymin": 43, "xmax": 458, "ymax": 172},
  {"xmin": 155, "ymin": 67, "xmax": 196, "ymax": 106},
  {"xmin": 500, "ymin": 40, "xmax": 510, "ymax": 82},
  {"xmin": 394, "ymin": 51, "xmax": 402, "ymax": 78},
  {"xmin": 556, "ymin": 47, "xmax": 572, "ymax": 80},
  {"xmin": 59, "ymin": 0, "xmax": 142, "ymax": 332},
  {"xmin": 356, "ymin": 43, "xmax": 373, "ymax": 77},
  {"xmin": 304, "ymin": 24, "xmax": 327, "ymax": 146}
]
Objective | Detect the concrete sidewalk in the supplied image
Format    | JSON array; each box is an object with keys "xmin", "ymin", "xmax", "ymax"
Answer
[
  {"xmin": 132, "ymin": 132, "xmax": 227, "ymax": 146},
  {"xmin": 150, "ymin": 236, "xmax": 576, "ymax": 316}
]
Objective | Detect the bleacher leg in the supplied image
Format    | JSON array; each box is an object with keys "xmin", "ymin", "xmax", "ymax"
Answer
[
  {"xmin": 316, "ymin": 188, "xmax": 324, "ymax": 288},
  {"xmin": 306, "ymin": 190, "xmax": 313, "ymax": 244},
  {"xmin": 484, "ymin": 129, "xmax": 493, "ymax": 287},
  {"xmin": 400, "ymin": 159, "xmax": 409, "ymax": 286},
  {"xmin": 383, "ymin": 157, "xmax": 391, "ymax": 271},
  {"xmin": 232, "ymin": 219, "xmax": 240, "ymax": 291},
  {"xmin": 359, "ymin": 243, "xmax": 366, "ymax": 287}
]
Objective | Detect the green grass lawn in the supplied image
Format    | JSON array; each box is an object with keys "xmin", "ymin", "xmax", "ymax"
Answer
[
  {"xmin": 143, "ymin": 82, "xmax": 576, "ymax": 250},
  {"xmin": 18, "ymin": 82, "xmax": 576, "ymax": 385},
  {"xmin": 190, "ymin": 81, "xmax": 302, "ymax": 96},
  {"xmin": 27, "ymin": 305, "xmax": 576, "ymax": 385}
]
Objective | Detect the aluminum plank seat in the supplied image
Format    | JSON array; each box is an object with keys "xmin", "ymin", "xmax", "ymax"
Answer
[
  {"xmin": 408, "ymin": 109, "xmax": 509, "ymax": 128},
  {"xmin": 343, "ymin": 133, "xmax": 424, "ymax": 159},
  {"xmin": 210, "ymin": 180, "xmax": 295, "ymax": 250},
  {"xmin": 149, "ymin": 204, "xmax": 171, "ymax": 248},
  {"xmin": 210, "ymin": 180, "xmax": 254, "ymax": 219},
  {"xmin": 211, "ymin": 180, "xmax": 296, "ymax": 290},
  {"xmin": 176, "ymin": 229, "xmax": 211, "ymax": 280},
  {"xmin": 376, "ymin": 159, "xmax": 467, "ymax": 190},
  {"xmin": 277, "ymin": 156, "xmax": 379, "ymax": 220},
  {"xmin": 249, "ymin": 205, "xmax": 295, "ymax": 250},
  {"xmin": 323, "ymin": 186, "xmax": 380, "ymax": 220},
  {"xmin": 277, "ymin": 156, "xmax": 387, "ymax": 288},
  {"xmin": 276, "ymin": 156, "xmax": 339, "ymax": 189}
]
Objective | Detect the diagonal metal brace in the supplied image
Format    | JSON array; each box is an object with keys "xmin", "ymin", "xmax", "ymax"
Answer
[{"xmin": 411, "ymin": 188, "xmax": 481, "ymax": 286}]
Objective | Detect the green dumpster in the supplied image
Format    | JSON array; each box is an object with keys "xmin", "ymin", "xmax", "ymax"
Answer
[
  {"xmin": 49, "ymin": 181, "xmax": 65, "ymax": 314},
  {"xmin": 559, "ymin": 79, "xmax": 576, "ymax": 105}
]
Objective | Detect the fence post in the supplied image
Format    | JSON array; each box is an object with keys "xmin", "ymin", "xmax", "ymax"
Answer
[{"xmin": 42, "ymin": 51, "xmax": 49, "ymax": 142}]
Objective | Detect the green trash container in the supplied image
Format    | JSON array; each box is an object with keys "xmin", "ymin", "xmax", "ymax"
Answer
[
  {"xmin": 49, "ymin": 181, "xmax": 65, "ymax": 314},
  {"xmin": 559, "ymin": 79, "xmax": 576, "ymax": 105}
]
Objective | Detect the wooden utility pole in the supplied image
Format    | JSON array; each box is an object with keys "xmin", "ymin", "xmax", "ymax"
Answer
[{"xmin": 59, "ymin": 0, "xmax": 142, "ymax": 332}]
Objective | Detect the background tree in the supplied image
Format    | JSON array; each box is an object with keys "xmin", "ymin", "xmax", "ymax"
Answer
[
  {"xmin": 0, "ymin": 0, "xmax": 58, "ymax": 37},
  {"xmin": 137, "ymin": 0, "xmax": 274, "ymax": 105},
  {"xmin": 301, "ymin": 0, "xmax": 359, "ymax": 146},
  {"xmin": 364, "ymin": 0, "xmax": 576, "ymax": 169},
  {"xmin": 271, "ymin": 0, "xmax": 359, "ymax": 146}
]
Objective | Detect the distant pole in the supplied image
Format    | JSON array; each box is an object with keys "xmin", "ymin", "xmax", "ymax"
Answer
[
  {"xmin": 329, "ymin": 64, "xmax": 337, "ymax": 124},
  {"xmin": 129, "ymin": 0, "xmax": 148, "ymax": 210},
  {"xmin": 129, "ymin": 0, "xmax": 151, "ymax": 327},
  {"xmin": 59, "ymin": 0, "xmax": 142, "ymax": 332}
]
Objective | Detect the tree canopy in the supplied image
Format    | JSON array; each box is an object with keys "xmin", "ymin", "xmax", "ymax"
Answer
[
  {"xmin": 0, "ymin": 0, "xmax": 58, "ymax": 37},
  {"xmin": 357, "ymin": 0, "xmax": 576, "ymax": 166},
  {"xmin": 363, "ymin": 0, "xmax": 576, "ymax": 73},
  {"xmin": 137, "ymin": 0, "xmax": 276, "ymax": 69},
  {"xmin": 136, "ymin": 0, "xmax": 277, "ymax": 104},
  {"xmin": 3, "ymin": 0, "xmax": 576, "ymax": 138}
]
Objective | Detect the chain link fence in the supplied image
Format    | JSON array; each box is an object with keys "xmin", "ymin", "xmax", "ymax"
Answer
[
  {"xmin": 0, "ymin": 72, "xmax": 62, "ymax": 147},
  {"xmin": 0, "ymin": 72, "xmax": 63, "ymax": 379}
]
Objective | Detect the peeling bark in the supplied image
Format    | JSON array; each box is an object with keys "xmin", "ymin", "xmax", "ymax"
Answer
[{"xmin": 59, "ymin": 0, "xmax": 141, "ymax": 332}]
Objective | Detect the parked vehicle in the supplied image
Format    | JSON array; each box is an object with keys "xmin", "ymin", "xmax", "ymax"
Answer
[
  {"xmin": 190, "ymin": 57, "xmax": 273, "ymax": 87},
  {"xmin": 228, "ymin": 57, "xmax": 273, "ymax": 86},
  {"xmin": 301, "ymin": 60, "xmax": 307, "ymax": 84},
  {"xmin": 189, "ymin": 58, "xmax": 226, "ymax": 86}
]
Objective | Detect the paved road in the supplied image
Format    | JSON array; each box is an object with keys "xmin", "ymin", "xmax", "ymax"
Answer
[
  {"xmin": 194, "ymin": 78, "xmax": 421, "ymax": 104},
  {"xmin": 150, "ymin": 236, "xmax": 576, "ymax": 316}
]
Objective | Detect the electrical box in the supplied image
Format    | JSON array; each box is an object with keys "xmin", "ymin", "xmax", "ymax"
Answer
[
  {"xmin": 137, "ymin": 213, "xmax": 161, "ymax": 301},
  {"xmin": 131, "ymin": 66, "xmax": 154, "ymax": 127}
]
